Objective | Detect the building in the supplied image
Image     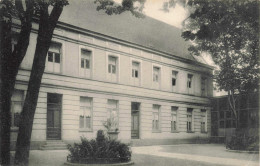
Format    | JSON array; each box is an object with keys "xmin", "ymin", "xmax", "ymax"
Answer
[
  {"xmin": 10, "ymin": 0, "xmax": 214, "ymax": 149},
  {"xmin": 211, "ymin": 93, "xmax": 259, "ymax": 138}
]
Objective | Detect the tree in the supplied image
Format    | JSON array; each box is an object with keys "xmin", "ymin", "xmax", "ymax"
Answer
[
  {"xmin": 0, "ymin": 0, "xmax": 144, "ymax": 165},
  {"xmin": 166, "ymin": 0, "xmax": 259, "ymax": 126},
  {"xmin": 1, "ymin": 0, "xmax": 34, "ymax": 165},
  {"xmin": 0, "ymin": 0, "xmax": 68, "ymax": 165}
]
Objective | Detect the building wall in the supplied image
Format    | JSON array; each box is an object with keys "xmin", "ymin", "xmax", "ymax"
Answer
[
  {"xmin": 10, "ymin": 21, "xmax": 213, "ymax": 148},
  {"xmin": 211, "ymin": 93, "xmax": 259, "ymax": 137}
]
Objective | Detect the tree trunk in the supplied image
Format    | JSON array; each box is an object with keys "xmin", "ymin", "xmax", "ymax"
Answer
[
  {"xmin": 14, "ymin": 36, "xmax": 50, "ymax": 165},
  {"xmin": 0, "ymin": 5, "xmax": 13, "ymax": 165},
  {"xmin": 14, "ymin": 3, "xmax": 64, "ymax": 165}
]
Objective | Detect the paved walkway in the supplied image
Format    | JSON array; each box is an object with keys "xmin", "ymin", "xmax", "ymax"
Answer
[
  {"xmin": 131, "ymin": 144, "xmax": 259, "ymax": 166},
  {"xmin": 10, "ymin": 144, "xmax": 259, "ymax": 166}
]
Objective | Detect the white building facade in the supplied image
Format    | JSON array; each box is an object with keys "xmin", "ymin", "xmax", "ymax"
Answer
[{"xmin": 10, "ymin": 1, "xmax": 213, "ymax": 149}]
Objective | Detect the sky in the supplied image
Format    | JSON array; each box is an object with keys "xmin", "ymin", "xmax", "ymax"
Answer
[
  {"xmin": 142, "ymin": 0, "xmax": 188, "ymax": 28},
  {"xmin": 114, "ymin": 0, "xmax": 189, "ymax": 28}
]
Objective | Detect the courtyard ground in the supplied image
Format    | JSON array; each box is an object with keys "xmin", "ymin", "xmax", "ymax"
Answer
[{"xmin": 11, "ymin": 144, "xmax": 259, "ymax": 166}]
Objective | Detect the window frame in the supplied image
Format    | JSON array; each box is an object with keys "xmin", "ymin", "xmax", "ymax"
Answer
[
  {"xmin": 152, "ymin": 64, "xmax": 161, "ymax": 89},
  {"xmin": 200, "ymin": 109, "xmax": 207, "ymax": 133},
  {"xmin": 106, "ymin": 53, "xmax": 120, "ymax": 83},
  {"xmin": 201, "ymin": 77, "xmax": 207, "ymax": 96},
  {"xmin": 79, "ymin": 46, "xmax": 94, "ymax": 78},
  {"xmin": 46, "ymin": 42, "xmax": 63, "ymax": 73},
  {"xmin": 130, "ymin": 58, "xmax": 142, "ymax": 86},
  {"xmin": 79, "ymin": 97, "xmax": 93, "ymax": 132},
  {"xmin": 171, "ymin": 106, "xmax": 178, "ymax": 132},
  {"xmin": 187, "ymin": 108, "xmax": 193, "ymax": 133},
  {"xmin": 152, "ymin": 104, "xmax": 161, "ymax": 132},
  {"xmin": 11, "ymin": 89, "xmax": 24, "ymax": 130},
  {"xmin": 187, "ymin": 74, "xmax": 193, "ymax": 88},
  {"xmin": 107, "ymin": 99, "xmax": 119, "ymax": 131}
]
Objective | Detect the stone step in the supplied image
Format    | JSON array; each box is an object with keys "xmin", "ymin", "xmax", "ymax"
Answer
[
  {"xmin": 40, "ymin": 146, "xmax": 67, "ymax": 150},
  {"xmin": 40, "ymin": 141, "xmax": 68, "ymax": 150}
]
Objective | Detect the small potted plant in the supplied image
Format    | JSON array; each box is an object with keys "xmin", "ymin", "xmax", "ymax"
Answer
[{"xmin": 103, "ymin": 117, "xmax": 119, "ymax": 140}]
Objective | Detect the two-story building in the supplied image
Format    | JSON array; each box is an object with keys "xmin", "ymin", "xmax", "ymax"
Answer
[{"xmin": 10, "ymin": 0, "xmax": 214, "ymax": 149}]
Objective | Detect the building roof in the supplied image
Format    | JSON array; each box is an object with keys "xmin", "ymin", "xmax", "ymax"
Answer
[{"xmin": 59, "ymin": 0, "xmax": 196, "ymax": 61}]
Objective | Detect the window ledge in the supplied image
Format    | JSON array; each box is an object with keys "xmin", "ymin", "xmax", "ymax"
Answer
[
  {"xmin": 187, "ymin": 131, "xmax": 195, "ymax": 133},
  {"xmin": 201, "ymin": 132, "xmax": 208, "ymax": 134},
  {"xmin": 11, "ymin": 127, "xmax": 19, "ymax": 132},
  {"xmin": 79, "ymin": 129, "xmax": 93, "ymax": 132},
  {"xmin": 152, "ymin": 130, "xmax": 161, "ymax": 133},
  {"xmin": 171, "ymin": 131, "xmax": 179, "ymax": 133}
]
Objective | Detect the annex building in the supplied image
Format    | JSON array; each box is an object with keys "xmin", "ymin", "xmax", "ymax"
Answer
[{"xmin": 10, "ymin": 0, "xmax": 214, "ymax": 149}]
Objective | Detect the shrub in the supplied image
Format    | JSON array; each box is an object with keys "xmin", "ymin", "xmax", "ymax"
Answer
[
  {"xmin": 67, "ymin": 130, "xmax": 131, "ymax": 164},
  {"xmin": 226, "ymin": 134, "xmax": 259, "ymax": 151}
]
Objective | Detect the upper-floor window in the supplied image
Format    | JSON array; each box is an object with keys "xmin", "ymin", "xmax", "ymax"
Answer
[
  {"xmin": 153, "ymin": 67, "xmax": 160, "ymax": 82},
  {"xmin": 172, "ymin": 71, "xmax": 178, "ymax": 92},
  {"xmin": 201, "ymin": 77, "xmax": 207, "ymax": 96},
  {"xmin": 108, "ymin": 56, "xmax": 117, "ymax": 74},
  {"xmin": 152, "ymin": 104, "xmax": 160, "ymax": 131},
  {"xmin": 46, "ymin": 42, "xmax": 61, "ymax": 73},
  {"xmin": 171, "ymin": 106, "xmax": 178, "ymax": 132},
  {"xmin": 132, "ymin": 61, "xmax": 140, "ymax": 86},
  {"xmin": 11, "ymin": 89, "xmax": 24, "ymax": 128},
  {"xmin": 132, "ymin": 62, "xmax": 139, "ymax": 78},
  {"xmin": 187, "ymin": 74, "xmax": 193, "ymax": 88},
  {"xmin": 108, "ymin": 56, "xmax": 118, "ymax": 82},
  {"xmin": 79, "ymin": 97, "xmax": 92, "ymax": 130},
  {"xmin": 201, "ymin": 109, "xmax": 207, "ymax": 133},
  {"xmin": 80, "ymin": 49, "xmax": 92, "ymax": 78},
  {"xmin": 187, "ymin": 108, "xmax": 193, "ymax": 132},
  {"xmin": 153, "ymin": 66, "xmax": 160, "ymax": 89},
  {"xmin": 107, "ymin": 100, "xmax": 119, "ymax": 130}
]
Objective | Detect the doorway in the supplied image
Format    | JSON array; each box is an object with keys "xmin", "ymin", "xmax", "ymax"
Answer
[
  {"xmin": 47, "ymin": 93, "xmax": 62, "ymax": 140},
  {"xmin": 131, "ymin": 102, "xmax": 140, "ymax": 139}
]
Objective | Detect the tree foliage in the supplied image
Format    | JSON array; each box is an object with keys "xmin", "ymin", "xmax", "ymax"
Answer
[
  {"xmin": 163, "ymin": 0, "xmax": 259, "ymax": 121},
  {"xmin": 181, "ymin": 0, "xmax": 259, "ymax": 94}
]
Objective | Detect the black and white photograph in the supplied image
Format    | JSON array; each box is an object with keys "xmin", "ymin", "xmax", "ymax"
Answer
[{"xmin": 0, "ymin": 0, "xmax": 259, "ymax": 165}]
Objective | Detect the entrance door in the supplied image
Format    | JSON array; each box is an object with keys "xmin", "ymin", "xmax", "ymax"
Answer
[
  {"xmin": 131, "ymin": 102, "xmax": 140, "ymax": 139},
  {"xmin": 47, "ymin": 93, "xmax": 62, "ymax": 140}
]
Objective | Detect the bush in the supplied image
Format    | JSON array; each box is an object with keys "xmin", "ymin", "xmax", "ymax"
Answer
[
  {"xmin": 226, "ymin": 134, "xmax": 259, "ymax": 151},
  {"xmin": 67, "ymin": 130, "xmax": 131, "ymax": 164}
]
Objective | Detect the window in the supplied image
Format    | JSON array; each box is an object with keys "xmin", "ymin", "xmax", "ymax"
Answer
[
  {"xmin": 172, "ymin": 71, "xmax": 178, "ymax": 86},
  {"xmin": 201, "ymin": 77, "xmax": 207, "ymax": 96},
  {"xmin": 108, "ymin": 56, "xmax": 118, "ymax": 82},
  {"xmin": 187, "ymin": 74, "xmax": 193, "ymax": 88},
  {"xmin": 11, "ymin": 90, "xmax": 24, "ymax": 128},
  {"xmin": 152, "ymin": 105, "xmax": 160, "ymax": 131},
  {"xmin": 132, "ymin": 62, "xmax": 139, "ymax": 78},
  {"xmin": 132, "ymin": 61, "xmax": 140, "ymax": 86},
  {"xmin": 187, "ymin": 108, "xmax": 193, "ymax": 132},
  {"xmin": 80, "ymin": 49, "xmax": 92, "ymax": 78},
  {"xmin": 171, "ymin": 106, "xmax": 178, "ymax": 132},
  {"xmin": 172, "ymin": 71, "xmax": 178, "ymax": 92},
  {"xmin": 46, "ymin": 42, "xmax": 62, "ymax": 73},
  {"xmin": 79, "ymin": 97, "xmax": 92, "ymax": 130},
  {"xmin": 107, "ymin": 100, "xmax": 118, "ymax": 130},
  {"xmin": 201, "ymin": 109, "xmax": 207, "ymax": 133},
  {"xmin": 153, "ymin": 66, "xmax": 160, "ymax": 89},
  {"xmin": 108, "ymin": 56, "xmax": 117, "ymax": 74},
  {"xmin": 153, "ymin": 67, "xmax": 160, "ymax": 82}
]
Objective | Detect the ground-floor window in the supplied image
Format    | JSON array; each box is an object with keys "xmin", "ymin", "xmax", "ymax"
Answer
[
  {"xmin": 171, "ymin": 106, "xmax": 178, "ymax": 132},
  {"xmin": 80, "ymin": 97, "xmax": 92, "ymax": 130},
  {"xmin": 107, "ymin": 99, "xmax": 119, "ymax": 130},
  {"xmin": 187, "ymin": 108, "xmax": 193, "ymax": 132},
  {"xmin": 201, "ymin": 109, "xmax": 207, "ymax": 133},
  {"xmin": 11, "ymin": 89, "xmax": 24, "ymax": 128},
  {"xmin": 152, "ymin": 105, "xmax": 160, "ymax": 131}
]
